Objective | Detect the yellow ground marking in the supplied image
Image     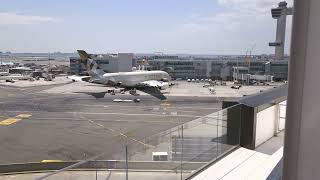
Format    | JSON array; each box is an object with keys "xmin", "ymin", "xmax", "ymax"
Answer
[
  {"xmin": 160, "ymin": 100, "xmax": 171, "ymax": 106},
  {"xmin": 15, "ymin": 114, "xmax": 32, "ymax": 118},
  {"xmin": 0, "ymin": 118, "xmax": 22, "ymax": 126},
  {"xmin": 41, "ymin": 160, "xmax": 63, "ymax": 163},
  {"xmin": 0, "ymin": 114, "xmax": 31, "ymax": 126}
]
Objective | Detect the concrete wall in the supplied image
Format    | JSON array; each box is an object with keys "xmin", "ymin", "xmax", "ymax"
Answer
[
  {"xmin": 279, "ymin": 101, "xmax": 286, "ymax": 131},
  {"xmin": 220, "ymin": 66, "xmax": 231, "ymax": 80},
  {"xmin": 118, "ymin": 53, "xmax": 133, "ymax": 72},
  {"xmin": 255, "ymin": 106, "xmax": 277, "ymax": 147},
  {"xmin": 250, "ymin": 74, "xmax": 274, "ymax": 81},
  {"xmin": 255, "ymin": 100, "xmax": 286, "ymax": 148},
  {"xmin": 206, "ymin": 61, "xmax": 212, "ymax": 78},
  {"xmin": 105, "ymin": 58, "xmax": 118, "ymax": 73}
]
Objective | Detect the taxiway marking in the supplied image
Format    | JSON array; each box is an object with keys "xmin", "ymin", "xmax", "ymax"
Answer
[
  {"xmin": 16, "ymin": 114, "xmax": 32, "ymax": 118},
  {"xmin": 86, "ymin": 118, "xmax": 153, "ymax": 148},
  {"xmin": 41, "ymin": 160, "xmax": 62, "ymax": 163},
  {"xmin": 0, "ymin": 114, "xmax": 32, "ymax": 126},
  {"xmin": 25, "ymin": 117, "xmax": 187, "ymax": 123},
  {"xmin": 0, "ymin": 118, "xmax": 22, "ymax": 126},
  {"xmin": 5, "ymin": 110, "xmax": 202, "ymax": 118},
  {"xmin": 67, "ymin": 103, "xmax": 221, "ymax": 110}
]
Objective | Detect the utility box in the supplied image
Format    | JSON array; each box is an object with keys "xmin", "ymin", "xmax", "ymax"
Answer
[{"xmin": 152, "ymin": 152, "xmax": 168, "ymax": 161}]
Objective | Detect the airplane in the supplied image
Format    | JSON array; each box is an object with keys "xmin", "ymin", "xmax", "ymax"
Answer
[{"xmin": 68, "ymin": 50, "xmax": 171, "ymax": 100}]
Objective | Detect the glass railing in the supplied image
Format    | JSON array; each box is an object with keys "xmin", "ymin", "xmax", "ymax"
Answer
[{"xmin": 36, "ymin": 104, "xmax": 242, "ymax": 180}]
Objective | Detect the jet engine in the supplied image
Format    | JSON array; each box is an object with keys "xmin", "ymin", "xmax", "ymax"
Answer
[{"xmin": 158, "ymin": 82, "xmax": 169, "ymax": 90}]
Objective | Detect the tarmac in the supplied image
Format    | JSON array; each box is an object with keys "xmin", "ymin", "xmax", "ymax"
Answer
[
  {"xmin": 41, "ymin": 79, "xmax": 280, "ymax": 98},
  {"xmin": 0, "ymin": 76, "xmax": 72, "ymax": 87},
  {"xmin": 0, "ymin": 78, "xmax": 282, "ymax": 179},
  {"xmin": 0, "ymin": 82, "xmax": 222, "ymax": 164}
]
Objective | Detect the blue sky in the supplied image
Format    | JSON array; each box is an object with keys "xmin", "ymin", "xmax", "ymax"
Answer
[{"xmin": 0, "ymin": 0, "xmax": 293, "ymax": 54}]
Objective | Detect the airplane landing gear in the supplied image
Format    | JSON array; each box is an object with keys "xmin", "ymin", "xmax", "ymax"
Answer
[{"xmin": 129, "ymin": 89, "xmax": 140, "ymax": 96}]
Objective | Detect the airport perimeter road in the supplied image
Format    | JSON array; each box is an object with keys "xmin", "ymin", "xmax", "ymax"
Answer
[{"xmin": 0, "ymin": 85, "xmax": 222, "ymax": 164}]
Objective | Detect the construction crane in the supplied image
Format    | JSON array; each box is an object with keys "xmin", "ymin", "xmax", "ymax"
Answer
[{"xmin": 245, "ymin": 43, "xmax": 256, "ymax": 73}]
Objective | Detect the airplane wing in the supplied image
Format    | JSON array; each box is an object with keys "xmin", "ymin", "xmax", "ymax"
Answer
[
  {"xmin": 136, "ymin": 80, "xmax": 167, "ymax": 100},
  {"xmin": 67, "ymin": 75, "xmax": 91, "ymax": 82},
  {"xmin": 137, "ymin": 86, "xmax": 167, "ymax": 100},
  {"xmin": 74, "ymin": 91, "xmax": 108, "ymax": 99},
  {"xmin": 138, "ymin": 80, "xmax": 164, "ymax": 87}
]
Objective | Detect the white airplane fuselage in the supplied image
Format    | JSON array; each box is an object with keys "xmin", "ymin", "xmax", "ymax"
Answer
[{"xmin": 100, "ymin": 71, "xmax": 171, "ymax": 87}]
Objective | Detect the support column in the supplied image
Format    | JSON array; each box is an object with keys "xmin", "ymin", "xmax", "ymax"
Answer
[
  {"xmin": 274, "ymin": 103, "xmax": 280, "ymax": 135},
  {"xmin": 283, "ymin": 0, "xmax": 320, "ymax": 179},
  {"xmin": 275, "ymin": 11, "xmax": 287, "ymax": 60}
]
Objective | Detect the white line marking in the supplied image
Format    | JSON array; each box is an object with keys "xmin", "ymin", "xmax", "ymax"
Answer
[
  {"xmin": 82, "ymin": 115, "xmax": 153, "ymax": 147},
  {"xmin": 27, "ymin": 117, "xmax": 186, "ymax": 123},
  {"xmin": 68, "ymin": 103, "xmax": 221, "ymax": 110},
  {"xmin": 5, "ymin": 110, "xmax": 203, "ymax": 118}
]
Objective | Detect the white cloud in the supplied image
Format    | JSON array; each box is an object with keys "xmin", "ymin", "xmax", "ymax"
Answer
[
  {"xmin": 0, "ymin": 12, "xmax": 58, "ymax": 26},
  {"xmin": 164, "ymin": 0, "xmax": 294, "ymax": 54},
  {"xmin": 187, "ymin": 0, "xmax": 293, "ymax": 30},
  {"xmin": 218, "ymin": 0, "xmax": 293, "ymax": 12}
]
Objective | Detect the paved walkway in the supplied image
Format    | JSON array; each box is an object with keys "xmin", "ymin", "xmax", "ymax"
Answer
[{"xmin": 190, "ymin": 132, "xmax": 284, "ymax": 180}]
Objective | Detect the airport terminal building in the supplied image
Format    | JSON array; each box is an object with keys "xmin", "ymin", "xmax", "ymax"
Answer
[
  {"xmin": 70, "ymin": 53, "xmax": 133, "ymax": 75},
  {"xmin": 70, "ymin": 53, "xmax": 288, "ymax": 81},
  {"xmin": 145, "ymin": 55, "xmax": 289, "ymax": 81}
]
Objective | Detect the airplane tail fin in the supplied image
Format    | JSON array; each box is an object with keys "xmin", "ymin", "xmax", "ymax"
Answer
[
  {"xmin": 77, "ymin": 50, "xmax": 105, "ymax": 78},
  {"xmin": 77, "ymin": 50, "xmax": 91, "ymax": 61}
]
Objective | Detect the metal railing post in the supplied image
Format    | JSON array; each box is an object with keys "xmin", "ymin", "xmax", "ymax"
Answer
[
  {"xmin": 181, "ymin": 125, "xmax": 184, "ymax": 180},
  {"xmin": 126, "ymin": 144, "xmax": 128, "ymax": 180}
]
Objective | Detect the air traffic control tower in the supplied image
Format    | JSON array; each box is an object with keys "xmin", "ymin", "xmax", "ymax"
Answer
[{"xmin": 269, "ymin": 1, "xmax": 293, "ymax": 60}]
